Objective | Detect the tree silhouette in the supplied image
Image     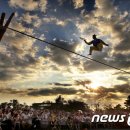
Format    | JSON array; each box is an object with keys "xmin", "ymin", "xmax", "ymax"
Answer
[
  {"xmin": 114, "ymin": 104, "xmax": 123, "ymax": 110},
  {"xmin": 55, "ymin": 95, "xmax": 64, "ymax": 104},
  {"xmin": 124, "ymin": 95, "xmax": 130, "ymax": 109},
  {"xmin": 67, "ymin": 100, "xmax": 87, "ymax": 111},
  {"xmin": 12, "ymin": 99, "xmax": 19, "ymax": 106},
  {"xmin": 104, "ymin": 104, "xmax": 113, "ymax": 111}
]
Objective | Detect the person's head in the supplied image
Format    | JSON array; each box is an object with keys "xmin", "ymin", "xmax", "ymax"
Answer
[{"xmin": 92, "ymin": 34, "xmax": 97, "ymax": 39}]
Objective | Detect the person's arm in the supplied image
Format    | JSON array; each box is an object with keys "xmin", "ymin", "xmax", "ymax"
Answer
[
  {"xmin": 100, "ymin": 40, "xmax": 109, "ymax": 46},
  {"xmin": 80, "ymin": 37, "xmax": 92, "ymax": 45}
]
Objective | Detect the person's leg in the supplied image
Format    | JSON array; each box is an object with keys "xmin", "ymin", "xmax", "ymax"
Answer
[
  {"xmin": 97, "ymin": 43, "xmax": 103, "ymax": 51},
  {"xmin": 89, "ymin": 46, "xmax": 99, "ymax": 55}
]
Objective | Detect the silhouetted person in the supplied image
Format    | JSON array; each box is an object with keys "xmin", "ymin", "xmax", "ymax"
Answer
[
  {"xmin": 80, "ymin": 34, "xmax": 109, "ymax": 55},
  {"xmin": 0, "ymin": 12, "xmax": 14, "ymax": 41},
  {"xmin": 32, "ymin": 117, "xmax": 41, "ymax": 130},
  {"xmin": 1, "ymin": 119, "xmax": 13, "ymax": 130}
]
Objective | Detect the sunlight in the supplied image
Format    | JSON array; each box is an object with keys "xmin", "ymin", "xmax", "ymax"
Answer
[{"xmin": 91, "ymin": 83, "xmax": 100, "ymax": 89}]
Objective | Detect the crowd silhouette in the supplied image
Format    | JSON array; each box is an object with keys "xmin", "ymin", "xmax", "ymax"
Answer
[{"xmin": 0, "ymin": 95, "xmax": 130, "ymax": 130}]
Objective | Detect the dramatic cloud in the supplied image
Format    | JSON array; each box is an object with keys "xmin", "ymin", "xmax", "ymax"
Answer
[
  {"xmin": 95, "ymin": 0, "xmax": 116, "ymax": 18},
  {"xmin": 87, "ymin": 83, "xmax": 130, "ymax": 101},
  {"xmin": 49, "ymin": 80, "xmax": 92, "ymax": 87},
  {"xmin": 42, "ymin": 17, "xmax": 68, "ymax": 27},
  {"xmin": 21, "ymin": 13, "xmax": 42, "ymax": 27},
  {"xmin": 72, "ymin": 0, "xmax": 84, "ymax": 9},
  {"xmin": 117, "ymin": 76, "xmax": 129, "ymax": 82},
  {"xmin": 28, "ymin": 87, "xmax": 84, "ymax": 96},
  {"xmin": 93, "ymin": 84, "xmax": 130, "ymax": 94},
  {"xmin": 0, "ymin": 15, "xmax": 43, "ymax": 81},
  {"xmin": 0, "ymin": 71, "xmax": 14, "ymax": 81},
  {"xmin": 9, "ymin": 0, "xmax": 48, "ymax": 12},
  {"xmin": 50, "ymin": 82, "xmax": 72, "ymax": 86},
  {"xmin": 75, "ymin": 80, "xmax": 91, "ymax": 86},
  {"xmin": 0, "ymin": 87, "xmax": 27, "ymax": 95},
  {"xmin": 9, "ymin": 0, "xmax": 38, "ymax": 11},
  {"xmin": 39, "ymin": 0, "xmax": 48, "ymax": 13},
  {"xmin": 48, "ymin": 39, "xmax": 78, "ymax": 66}
]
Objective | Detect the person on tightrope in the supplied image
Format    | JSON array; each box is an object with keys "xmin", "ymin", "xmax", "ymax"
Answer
[{"xmin": 80, "ymin": 34, "xmax": 109, "ymax": 55}]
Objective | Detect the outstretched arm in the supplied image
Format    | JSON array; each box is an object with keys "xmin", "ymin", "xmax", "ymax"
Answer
[
  {"xmin": 80, "ymin": 37, "xmax": 92, "ymax": 45},
  {"xmin": 101, "ymin": 40, "xmax": 109, "ymax": 46}
]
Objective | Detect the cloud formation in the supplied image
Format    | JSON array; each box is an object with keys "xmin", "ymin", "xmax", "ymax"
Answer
[
  {"xmin": 72, "ymin": 0, "xmax": 84, "ymax": 9},
  {"xmin": 50, "ymin": 82, "xmax": 72, "ymax": 86},
  {"xmin": 9, "ymin": 0, "xmax": 38, "ymax": 11},
  {"xmin": 21, "ymin": 13, "xmax": 42, "ymax": 27},
  {"xmin": 9, "ymin": 0, "xmax": 48, "ymax": 12},
  {"xmin": 48, "ymin": 39, "xmax": 78, "ymax": 66},
  {"xmin": 28, "ymin": 87, "xmax": 84, "ymax": 96}
]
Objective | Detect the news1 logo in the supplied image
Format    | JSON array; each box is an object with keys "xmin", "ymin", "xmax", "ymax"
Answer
[{"xmin": 91, "ymin": 114, "xmax": 130, "ymax": 126}]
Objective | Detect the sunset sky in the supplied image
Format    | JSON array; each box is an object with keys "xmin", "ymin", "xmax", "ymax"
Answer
[{"xmin": 0, "ymin": 0, "xmax": 130, "ymax": 106}]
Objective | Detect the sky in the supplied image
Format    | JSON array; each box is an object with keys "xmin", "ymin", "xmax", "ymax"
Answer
[{"xmin": 0, "ymin": 0, "xmax": 130, "ymax": 106}]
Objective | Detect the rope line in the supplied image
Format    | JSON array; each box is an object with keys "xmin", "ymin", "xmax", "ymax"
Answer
[{"xmin": 7, "ymin": 27, "xmax": 130, "ymax": 74}]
